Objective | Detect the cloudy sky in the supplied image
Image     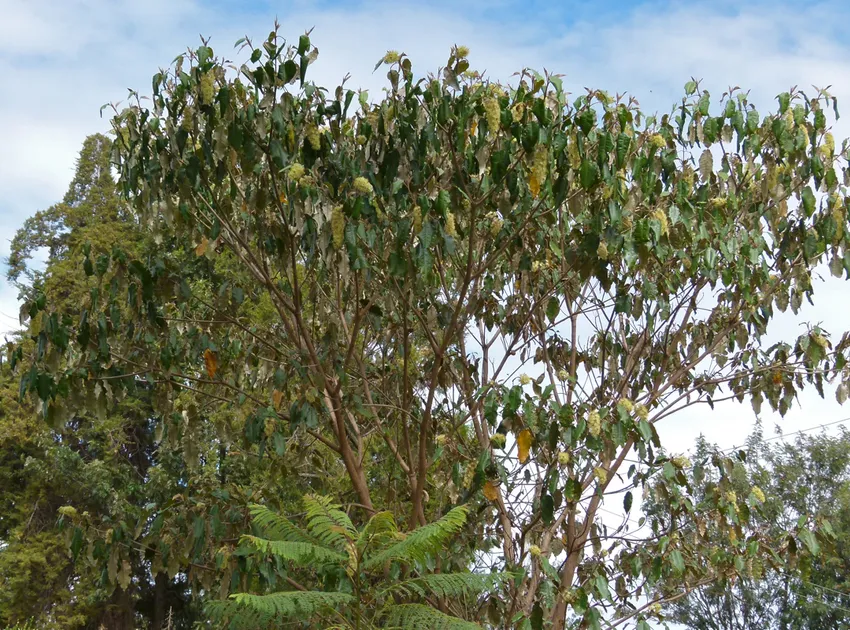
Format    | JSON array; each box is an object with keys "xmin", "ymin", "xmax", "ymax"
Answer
[{"xmin": 2, "ymin": 0, "xmax": 850, "ymax": 456}]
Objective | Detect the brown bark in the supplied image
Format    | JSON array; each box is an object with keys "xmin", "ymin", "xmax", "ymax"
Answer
[
  {"xmin": 97, "ymin": 586, "xmax": 134, "ymax": 629},
  {"xmin": 151, "ymin": 572, "xmax": 167, "ymax": 630}
]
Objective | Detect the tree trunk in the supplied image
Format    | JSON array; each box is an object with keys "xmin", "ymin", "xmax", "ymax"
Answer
[
  {"xmin": 97, "ymin": 586, "xmax": 134, "ymax": 629},
  {"xmin": 151, "ymin": 572, "xmax": 168, "ymax": 630}
]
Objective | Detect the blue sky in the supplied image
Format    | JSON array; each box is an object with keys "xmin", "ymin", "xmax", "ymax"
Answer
[{"xmin": 2, "ymin": 0, "xmax": 850, "ymax": 511}]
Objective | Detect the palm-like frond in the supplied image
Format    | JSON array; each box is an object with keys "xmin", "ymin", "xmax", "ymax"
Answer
[
  {"xmin": 381, "ymin": 603, "xmax": 481, "ymax": 630},
  {"xmin": 303, "ymin": 494, "xmax": 357, "ymax": 549},
  {"xmin": 239, "ymin": 591, "xmax": 354, "ymax": 624},
  {"xmin": 385, "ymin": 571, "xmax": 516, "ymax": 599},
  {"xmin": 247, "ymin": 503, "xmax": 320, "ymax": 544},
  {"xmin": 356, "ymin": 510, "xmax": 399, "ymax": 554},
  {"xmin": 240, "ymin": 535, "xmax": 348, "ymax": 568},
  {"xmin": 206, "ymin": 591, "xmax": 354, "ymax": 628},
  {"xmin": 361, "ymin": 505, "xmax": 468, "ymax": 571}
]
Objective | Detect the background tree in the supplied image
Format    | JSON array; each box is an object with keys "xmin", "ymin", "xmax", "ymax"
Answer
[
  {"xmin": 3, "ymin": 135, "xmax": 321, "ymax": 628},
  {"xmin": 655, "ymin": 425, "xmax": 850, "ymax": 629},
  {"xmin": 11, "ymin": 25, "xmax": 850, "ymax": 628}
]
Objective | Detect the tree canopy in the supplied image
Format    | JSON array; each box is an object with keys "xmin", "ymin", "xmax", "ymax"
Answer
[
  {"xmin": 6, "ymin": 25, "xmax": 850, "ymax": 629},
  {"xmin": 655, "ymin": 425, "xmax": 850, "ymax": 629}
]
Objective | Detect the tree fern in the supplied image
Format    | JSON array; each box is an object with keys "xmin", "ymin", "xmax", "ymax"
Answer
[
  {"xmin": 208, "ymin": 499, "xmax": 496, "ymax": 629},
  {"xmin": 240, "ymin": 535, "xmax": 348, "ymax": 568},
  {"xmin": 385, "ymin": 571, "xmax": 516, "ymax": 600},
  {"xmin": 207, "ymin": 591, "xmax": 355, "ymax": 628},
  {"xmin": 361, "ymin": 505, "xmax": 469, "ymax": 571},
  {"xmin": 303, "ymin": 494, "xmax": 357, "ymax": 549},
  {"xmin": 381, "ymin": 603, "xmax": 482, "ymax": 629},
  {"xmin": 247, "ymin": 503, "xmax": 320, "ymax": 544},
  {"xmin": 356, "ymin": 510, "xmax": 399, "ymax": 554}
]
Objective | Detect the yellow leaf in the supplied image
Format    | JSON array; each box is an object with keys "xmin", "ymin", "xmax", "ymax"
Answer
[
  {"xmin": 118, "ymin": 559, "xmax": 132, "ymax": 590},
  {"xmin": 278, "ymin": 192, "xmax": 287, "ymax": 204},
  {"xmin": 272, "ymin": 389, "xmax": 284, "ymax": 410},
  {"xmin": 528, "ymin": 172, "xmax": 541, "ymax": 198},
  {"xmin": 483, "ymin": 481, "xmax": 499, "ymax": 501},
  {"xmin": 517, "ymin": 429, "xmax": 532, "ymax": 464},
  {"xmin": 195, "ymin": 236, "xmax": 209, "ymax": 257},
  {"xmin": 204, "ymin": 348, "xmax": 218, "ymax": 379}
]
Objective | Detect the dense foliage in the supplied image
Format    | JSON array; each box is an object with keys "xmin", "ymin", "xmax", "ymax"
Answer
[
  {"xmin": 5, "ymin": 24, "xmax": 850, "ymax": 628},
  {"xmin": 655, "ymin": 426, "xmax": 850, "ymax": 629}
]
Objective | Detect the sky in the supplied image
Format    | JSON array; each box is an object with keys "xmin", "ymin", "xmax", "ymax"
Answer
[{"xmin": 1, "ymin": 0, "xmax": 850, "ymax": 618}]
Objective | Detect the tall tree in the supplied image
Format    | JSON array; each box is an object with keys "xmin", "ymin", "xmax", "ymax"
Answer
[
  {"xmin": 656, "ymin": 426, "xmax": 850, "ymax": 629},
  {"xmin": 13, "ymin": 26, "xmax": 850, "ymax": 628}
]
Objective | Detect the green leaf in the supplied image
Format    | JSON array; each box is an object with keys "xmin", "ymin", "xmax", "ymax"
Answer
[
  {"xmin": 576, "ymin": 108, "xmax": 596, "ymax": 135},
  {"xmin": 382, "ymin": 604, "xmax": 480, "ymax": 629},
  {"xmin": 530, "ymin": 601, "xmax": 543, "ymax": 630},
  {"xmin": 546, "ymin": 296, "xmax": 560, "ymax": 323},
  {"xmin": 564, "ymin": 478, "xmax": 582, "ymax": 502},
  {"xmin": 217, "ymin": 591, "xmax": 355, "ymax": 625},
  {"xmin": 541, "ymin": 493, "xmax": 554, "ymax": 524},
  {"xmin": 594, "ymin": 574, "xmax": 612, "ymax": 601},
  {"xmin": 669, "ymin": 549, "xmax": 685, "ymax": 574},
  {"xmin": 801, "ymin": 186, "xmax": 816, "ymax": 217},
  {"xmin": 388, "ymin": 571, "xmax": 515, "ymax": 600},
  {"xmin": 615, "ymin": 134, "xmax": 630, "ymax": 168},
  {"xmin": 298, "ymin": 34, "xmax": 310, "ymax": 55},
  {"xmin": 579, "ymin": 160, "xmax": 599, "ymax": 190},
  {"xmin": 799, "ymin": 528, "xmax": 820, "ymax": 556},
  {"xmin": 240, "ymin": 536, "xmax": 348, "ymax": 567},
  {"xmin": 362, "ymin": 505, "xmax": 469, "ymax": 571}
]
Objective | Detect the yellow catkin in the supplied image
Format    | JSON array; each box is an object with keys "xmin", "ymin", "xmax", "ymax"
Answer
[
  {"xmin": 484, "ymin": 97, "xmax": 501, "ymax": 131},
  {"xmin": 181, "ymin": 106, "xmax": 194, "ymax": 132},
  {"xmin": 487, "ymin": 212, "xmax": 503, "ymax": 236},
  {"xmin": 587, "ymin": 410, "xmax": 601, "ymax": 437},
  {"xmin": 353, "ymin": 177, "xmax": 373, "ymax": 194},
  {"xmin": 594, "ymin": 467, "xmax": 608, "ymax": 484},
  {"xmin": 511, "ymin": 102, "xmax": 525, "ymax": 122},
  {"xmin": 307, "ymin": 125, "xmax": 321, "ymax": 150},
  {"xmin": 446, "ymin": 212, "xmax": 458, "ymax": 238},
  {"xmin": 652, "ymin": 208, "xmax": 669, "ymax": 235},
  {"xmin": 331, "ymin": 206, "xmax": 345, "ymax": 249},
  {"xmin": 529, "ymin": 149, "xmax": 547, "ymax": 198},
  {"xmin": 288, "ymin": 162, "xmax": 305, "ymax": 182},
  {"xmin": 412, "ymin": 206, "xmax": 422, "ymax": 234},
  {"xmin": 650, "ymin": 133, "xmax": 665, "ymax": 150},
  {"xmin": 199, "ymin": 72, "xmax": 215, "ymax": 106}
]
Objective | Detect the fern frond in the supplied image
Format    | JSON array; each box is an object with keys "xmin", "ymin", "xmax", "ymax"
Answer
[
  {"xmin": 240, "ymin": 535, "xmax": 347, "ymax": 568},
  {"xmin": 303, "ymin": 494, "xmax": 357, "ymax": 549},
  {"xmin": 381, "ymin": 603, "xmax": 481, "ymax": 630},
  {"xmin": 207, "ymin": 591, "xmax": 355, "ymax": 628},
  {"xmin": 361, "ymin": 505, "xmax": 468, "ymax": 571},
  {"xmin": 356, "ymin": 510, "xmax": 399, "ymax": 553},
  {"xmin": 385, "ymin": 571, "xmax": 516, "ymax": 599},
  {"xmin": 247, "ymin": 503, "xmax": 320, "ymax": 544}
]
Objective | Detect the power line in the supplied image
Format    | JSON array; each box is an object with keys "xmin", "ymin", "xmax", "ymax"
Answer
[{"xmin": 715, "ymin": 416, "xmax": 850, "ymax": 455}]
